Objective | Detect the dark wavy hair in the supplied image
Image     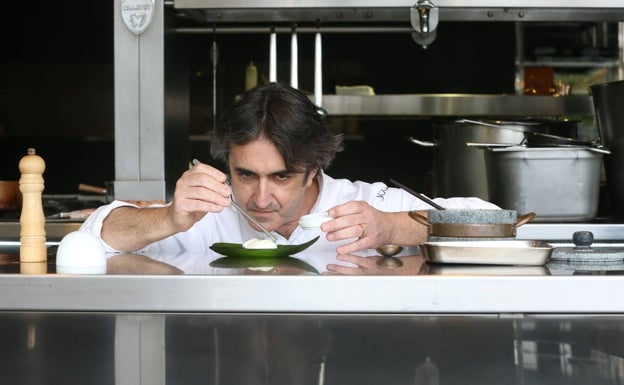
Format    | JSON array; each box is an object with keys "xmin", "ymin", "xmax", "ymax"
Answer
[{"xmin": 209, "ymin": 82, "xmax": 343, "ymax": 180}]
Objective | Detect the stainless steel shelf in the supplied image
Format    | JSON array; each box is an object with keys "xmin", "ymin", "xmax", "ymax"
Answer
[
  {"xmin": 319, "ymin": 94, "xmax": 594, "ymax": 116},
  {"xmin": 0, "ymin": 222, "xmax": 82, "ymax": 243},
  {"xmin": 172, "ymin": 1, "xmax": 624, "ymax": 23},
  {"xmin": 523, "ymin": 59, "xmax": 621, "ymax": 68},
  {"xmin": 517, "ymin": 223, "xmax": 624, "ymax": 242}
]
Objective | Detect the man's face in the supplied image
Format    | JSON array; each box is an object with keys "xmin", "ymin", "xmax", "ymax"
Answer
[{"xmin": 228, "ymin": 138, "xmax": 316, "ymax": 232}]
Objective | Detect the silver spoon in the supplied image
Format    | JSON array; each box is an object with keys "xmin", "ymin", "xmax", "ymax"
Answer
[
  {"xmin": 376, "ymin": 244, "xmax": 404, "ymax": 268},
  {"xmin": 192, "ymin": 159, "xmax": 277, "ymax": 242}
]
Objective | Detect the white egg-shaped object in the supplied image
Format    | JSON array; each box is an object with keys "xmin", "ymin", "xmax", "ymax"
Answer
[
  {"xmin": 56, "ymin": 231, "xmax": 107, "ymax": 274},
  {"xmin": 298, "ymin": 211, "xmax": 332, "ymax": 229}
]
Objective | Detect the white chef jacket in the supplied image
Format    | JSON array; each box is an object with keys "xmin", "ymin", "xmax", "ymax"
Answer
[{"xmin": 80, "ymin": 171, "xmax": 498, "ymax": 273}]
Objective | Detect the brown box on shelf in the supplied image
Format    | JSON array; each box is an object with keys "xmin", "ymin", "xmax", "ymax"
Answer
[{"xmin": 524, "ymin": 67, "xmax": 554, "ymax": 95}]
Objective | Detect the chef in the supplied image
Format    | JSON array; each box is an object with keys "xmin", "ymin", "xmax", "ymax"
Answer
[{"xmin": 81, "ymin": 82, "xmax": 497, "ymax": 273}]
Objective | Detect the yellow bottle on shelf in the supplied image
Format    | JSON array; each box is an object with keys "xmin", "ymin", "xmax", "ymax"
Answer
[{"xmin": 245, "ymin": 61, "xmax": 258, "ymax": 91}]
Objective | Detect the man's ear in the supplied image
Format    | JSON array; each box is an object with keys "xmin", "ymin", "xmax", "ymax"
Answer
[{"xmin": 305, "ymin": 168, "xmax": 319, "ymax": 187}]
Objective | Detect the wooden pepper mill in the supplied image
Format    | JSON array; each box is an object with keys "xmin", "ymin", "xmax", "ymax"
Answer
[{"xmin": 19, "ymin": 148, "xmax": 47, "ymax": 263}]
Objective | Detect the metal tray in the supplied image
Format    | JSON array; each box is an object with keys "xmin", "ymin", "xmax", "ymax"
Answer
[{"xmin": 420, "ymin": 240, "xmax": 552, "ymax": 266}]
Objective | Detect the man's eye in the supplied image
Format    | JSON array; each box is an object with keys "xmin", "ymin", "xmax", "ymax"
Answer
[
  {"xmin": 238, "ymin": 172, "xmax": 254, "ymax": 180},
  {"xmin": 274, "ymin": 174, "xmax": 291, "ymax": 181}
]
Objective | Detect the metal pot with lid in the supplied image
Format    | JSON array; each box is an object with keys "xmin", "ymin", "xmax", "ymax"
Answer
[
  {"xmin": 550, "ymin": 231, "xmax": 624, "ymax": 263},
  {"xmin": 409, "ymin": 209, "xmax": 536, "ymax": 240},
  {"xmin": 408, "ymin": 118, "xmax": 580, "ymax": 200}
]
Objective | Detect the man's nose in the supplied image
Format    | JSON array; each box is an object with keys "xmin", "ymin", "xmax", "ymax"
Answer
[{"xmin": 253, "ymin": 179, "xmax": 273, "ymax": 208}]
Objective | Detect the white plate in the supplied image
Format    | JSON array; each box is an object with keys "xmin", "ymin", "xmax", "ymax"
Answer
[{"xmin": 420, "ymin": 240, "xmax": 552, "ymax": 266}]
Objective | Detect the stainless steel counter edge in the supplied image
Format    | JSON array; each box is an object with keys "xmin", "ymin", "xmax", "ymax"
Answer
[
  {"xmin": 2, "ymin": 274, "xmax": 624, "ymax": 313},
  {"xmin": 516, "ymin": 223, "xmax": 624, "ymax": 242}
]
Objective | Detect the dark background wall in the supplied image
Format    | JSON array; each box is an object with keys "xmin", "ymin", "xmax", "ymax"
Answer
[{"xmin": 0, "ymin": 1, "xmax": 516, "ymax": 195}]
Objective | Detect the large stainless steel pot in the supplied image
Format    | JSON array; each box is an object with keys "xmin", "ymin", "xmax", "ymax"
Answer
[
  {"xmin": 483, "ymin": 146, "xmax": 603, "ymax": 222},
  {"xmin": 409, "ymin": 118, "xmax": 579, "ymax": 200},
  {"xmin": 590, "ymin": 79, "xmax": 624, "ymax": 217}
]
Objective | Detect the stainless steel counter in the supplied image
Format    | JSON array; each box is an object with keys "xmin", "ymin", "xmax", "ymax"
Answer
[
  {"xmin": 3, "ymin": 271, "xmax": 624, "ymax": 313},
  {"xmin": 0, "ymin": 222, "xmax": 623, "ymax": 313},
  {"xmin": 2, "ymin": 222, "xmax": 624, "ymax": 384}
]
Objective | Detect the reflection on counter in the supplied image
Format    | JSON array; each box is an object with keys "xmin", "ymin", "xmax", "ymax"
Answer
[
  {"xmin": 2, "ymin": 311, "xmax": 624, "ymax": 384},
  {"xmin": 1, "ymin": 244, "xmax": 624, "ymax": 277}
]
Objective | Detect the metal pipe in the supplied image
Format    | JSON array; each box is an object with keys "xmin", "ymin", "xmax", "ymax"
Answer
[
  {"xmin": 314, "ymin": 28, "xmax": 323, "ymax": 106},
  {"xmin": 290, "ymin": 24, "xmax": 298, "ymax": 88},
  {"xmin": 174, "ymin": 26, "xmax": 414, "ymax": 34},
  {"xmin": 617, "ymin": 22, "xmax": 624, "ymax": 80},
  {"xmin": 210, "ymin": 31, "xmax": 218, "ymax": 130},
  {"xmin": 269, "ymin": 28, "xmax": 277, "ymax": 82}
]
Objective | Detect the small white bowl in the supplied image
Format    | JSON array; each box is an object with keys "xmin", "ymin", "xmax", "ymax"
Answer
[{"xmin": 299, "ymin": 211, "xmax": 332, "ymax": 229}]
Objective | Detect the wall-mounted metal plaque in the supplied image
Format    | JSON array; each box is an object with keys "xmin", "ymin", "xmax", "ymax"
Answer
[{"xmin": 121, "ymin": 0, "xmax": 155, "ymax": 35}]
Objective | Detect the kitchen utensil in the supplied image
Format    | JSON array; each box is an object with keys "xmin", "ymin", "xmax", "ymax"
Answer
[
  {"xmin": 314, "ymin": 27, "xmax": 323, "ymax": 107},
  {"xmin": 376, "ymin": 244, "xmax": 404, "ymax": 268},
  {"xmin": 78, "ymin": 181, "xmax": 115, "ymax": 203},
  {"xmin": 550, "ymin": 231, "xmax": 624, "ymax": 262},
  {"xmin": 420, "ymin": 240, "xmax": 553, "ymax": 266},
  {"xmin": 209, "ymin": 236, "xmax": 319, "ymax": 258},
  {"xmin": 483, "ymin": 146, "xmax": 603, "ymax": 222},
  {"xmin": 409, "ymin": 209, "xmax": 534, "ymax": 239},
  {"xmin": 78, "ymin": 183, "xmax": 106, "ymax": 195},
  {"xmin": 389, "ymin": 179, "xmax": 445, "ymax": 210},
  {"xmin": 210, "ymin": 32, "xmax": 218, "ymax": 130},
  {"xmin": 269, "ymin": 28, "xmax": 277, "ymax": 82},
  {"xmin": 192, "ymin": 159, "xmax": 277, "ymax": 242},
  {"xmin": 290, "ymin": 24, "xmax": 298, "ymax": 88},
  {"xmin": 46, "ymin": 208, "xmax": 95, "ymax": 220},
  {"xmin": 523, "ymin": 131, "xmax": 605, "ymax": 150},
  {"xmin": 409, "ymin": 118, "xmax": 580, "ymax": 200},
  {"xmin": 224, "ymin": 180, "xmax": 277, "ymax": 242},
  {"xmin": 591, "ymin": 79, "xmax": 624, "ymax": 217}
]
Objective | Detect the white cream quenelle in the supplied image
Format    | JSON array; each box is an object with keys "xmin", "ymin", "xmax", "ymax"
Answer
[{"xmin": 242, "ymin": 238, "xmax": 278, "ymax": 249}]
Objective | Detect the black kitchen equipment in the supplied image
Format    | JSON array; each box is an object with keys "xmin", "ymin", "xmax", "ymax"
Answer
[
  {"xmin": 590, "ymin": 79, "xmax": 624, "ymax": 217},
  {"xmin": 408, "ymin": 118, "xmax": 579, "ymax": 200}
]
